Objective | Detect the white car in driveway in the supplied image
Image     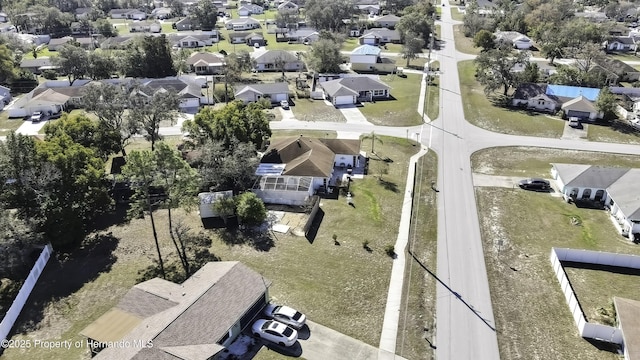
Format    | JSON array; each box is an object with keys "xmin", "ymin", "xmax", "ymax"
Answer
[
  {"xmin": 264, "ymin": 303, "xmax": 306, "ymax": 329},
  {"xmin": 252, "ymin": 319, "xmax": 298, "ymax": 347}
]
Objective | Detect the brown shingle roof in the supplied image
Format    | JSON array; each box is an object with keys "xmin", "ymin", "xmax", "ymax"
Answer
[
  {"xmin": 261, "ymin": 136, "xmax": 336, "ymax": 177},
  {"xmin": 320, "ymin": 138, "xmax": 361, "ymax": 155}
]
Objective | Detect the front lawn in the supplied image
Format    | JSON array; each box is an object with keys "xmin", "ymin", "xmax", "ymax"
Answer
[
  {"xmin": 396, "ymin": 150, "xmax": 438, "ymax": 360},
  {"xmin": 0, "ymin": 112, "xmax": 24, "ymax": 136},
  {"xmin": 291, "ymin": 98, "xmax": 347, "ymax": 122},
  {"xmin": 587, "ymin": 120, "xmax": 640, "ymax": 145},
  {"xmin": 458, "ymin": 61, "xmax": 565, "ymax": 138},
  {"xmin": 477, "ymin": 186, "xmax": 640, "ymax": 360},
  {"xmin": 359, "ymin": 73, "xmax": 424, "ymax": 126},
  {"xmin": 471, "ymin": 146, "xmax": 640, "ymax": 177},
  {"xmin": 3, "ymin": 135, "xmax": 424, "ymax": 359},
  {"xmin": 450, "ymin": 6, "xmax": 465, "ymax": 21},
  {"xmin": 453, "ymin": 24, "xmax": 479, "ymax": 55}
]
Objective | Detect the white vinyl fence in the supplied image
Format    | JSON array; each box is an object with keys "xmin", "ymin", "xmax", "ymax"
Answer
[
  {"xmin": 0, "ymin": 243, "xmax": 53, "ymax": 342},
  {"xmin": 549, "ymin": 247, "xmax": 640, "ymax": 344}
]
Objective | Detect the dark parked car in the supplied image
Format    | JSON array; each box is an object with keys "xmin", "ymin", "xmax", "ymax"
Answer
[{"xmin": 518, "ymin": 178, "xmax": 551, "ymax": 191}]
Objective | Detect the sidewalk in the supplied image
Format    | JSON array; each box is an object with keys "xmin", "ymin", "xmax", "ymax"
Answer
[{"xmin": 378, "ymin": 146, "xmax": 429, "ymax": 359}]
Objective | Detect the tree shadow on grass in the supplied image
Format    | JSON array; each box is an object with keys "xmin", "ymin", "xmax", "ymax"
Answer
[
  {"xmin": 378, "ymin": 178, "xmax": 399, "ymax": 193},
  {"xmin": 12, "ymin": 232, "xmax": 119, "ymax": 334},
  {"xmin": 216, "ymin": 228, "xmax": 275, "ymax": 252}
]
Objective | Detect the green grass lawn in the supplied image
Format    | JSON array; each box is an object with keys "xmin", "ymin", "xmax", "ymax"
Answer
[
  {"xmin": 450, "ymin": 6, "xmax": 465, "ymax": 21},
  {"xmin": 395, "ymin": 150, "xmax": 438, "ymax": 360},
  {"xmin": 359, "ymin": 73, "xmax": 423, "ymax": 126},
  {"xmin": 453, "ymin": 25, "xmax": 479, "ymax": 55},
  {"xmin": 587, "ymin": 120, "xmax": 640, "ymax": 145},
  {"xmin": 291, "ymin": 98, "xmax": 346, "ymax": 122},
  {"xmin": 161, "ymin": 22, "xmax": 176, "ymax": 33},
  {"xmin": 564, "ymin": 266, "xmax": 640, "ymax": 325},
  {"xmin": 0, "ymin": 112, "xmax": 24, "ymax": 136},
  {"xmin": 3, "ymin": 136, "xmax": 424, "ymax": 360},
  {"xmin": 458, "ymin": 61, "xmax": 565, "ymax": 138},
  {"xmin": 477, "ymin": 187, "xmax": 639, "ymax": 360},
  {"xmin": 341, "ymin": 37, "xmax": 360, "ymax": 52},
  {"xmin": 608, "ymin": 52, "xmax": 640, "ymax": 62},
  {"xmin": 23, "ymin": 47, "xmax": 56, "ymax": 60},
  {"xmin": 471, "ymin": 146, "xmax": 640, "ymax": 177}
]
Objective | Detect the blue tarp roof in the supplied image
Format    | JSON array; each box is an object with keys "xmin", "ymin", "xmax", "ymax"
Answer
[
  {"xmin": 352, "ymin": 44, "xmax": 381, "ymax": 55},
  {"xmin": 546, "ymin": 85, "xmax": 600, "ymax": 101}
]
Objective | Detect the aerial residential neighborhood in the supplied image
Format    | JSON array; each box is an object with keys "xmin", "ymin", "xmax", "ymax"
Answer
[{"xmin": 0, "ymin": 0, "xmax": 640, "ymax": 360}]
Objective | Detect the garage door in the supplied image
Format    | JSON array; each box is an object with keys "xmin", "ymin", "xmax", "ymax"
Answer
[
  {"xmin": 272, "ymin": 94, "xmax": 287, "ymax": 102},
  {"xmin": 567, "ymin": 110, "xmax": 590, "ymax": 119},
  {"xmin": 334, "ymin": 96, "xmax": 354, "ymax": 105}
]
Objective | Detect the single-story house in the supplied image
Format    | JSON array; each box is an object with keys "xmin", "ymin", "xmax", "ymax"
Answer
[
  {"xmin": 6, "ymin": 82, "xmax": 87, "ymax": 118},
  {"xmin": 234, "ymin": 82, "xmax": 290, "ymax": 103},
  {"xmin": 357, "ymin": 4, "xmax": 380, "ymax": 15},
  {"xmin": 552, "ymin": 163, "xmax": 640, "ymax": 238},
  {"xmin": 99, "ymin": 35, "xmax": 136, "ymax": 49},
  {"xmin": 373, "ymin": 14, "xmax": 401, "ymax": 29},
  {"xmin": 319, "ymin": 76, "xmax": 390, "ymax": 105},
  {"xmin": 494, "ymin": 31, "xmax": 533, "ymax": 50},
  {"xmin": 350, "ymin": 44, "xmax": 396, "ymax": 73},
  {"xmin": 251, "ymin": 49, "xmax": 303, "ymax": 72},
  {"xmin": 605, "ymin": 35, "xmax": 638, "ymax": 52},
  {"xmin": 244, "ymin": 32, "xmax": 267, "ymax": 47},
  {"xmin": 198, "ymin": 190, "xmax": 234, "ymax": 218},
  {"xmin": 238, "ymin": 4, "xmax": 263, "ymax": 16},
  {"xmin": 129, "ymin": 20, "xmax": 161, "ymax": 33},
  {"xmin": 511, "ymin": 83, "xmax": 559, "ymax": 112},
  {"xmin": 0, "ymin": 12, "xmax": 8, "ymax": 22},
  {"xmin": 186, "ymin": 52, "xmax": 225, "ymax": 74},
  {"xmin": 278, "ymin": 1, "xmax": 299, "ymax": 13},
  {"xmin": 359, "ymin": 28, "xmax": 401, "ymax": 45},
  {"xmin": 137, "ymin": 77, "xmax": 207, "ymax": 111},
  {"xmin": 0, "ymin": 85, "xmax": 12, "ymax": 106},
  {"xmin": 561, "ymin": 95, "xmax": 602, "ymax": 120},
  {"xmin": 109, "ymin": 9, "xmax": 147, "ymax": 20},
  {"xmin": 168, "ymin": 32, "xmax": 219, "ymax": 46},
  {"xmin": 228, "ymin": 31, "xmax": 252, "ymax": 44},
  {"xmin": 286, "ymin": 28, "xmax": 320, "ymax": 44},
  {"xmin": 613, "ymin": 297, "xmax": 640, "ymax": 360},
  {"xmin": 253, "ymin": 136, "xmax": 362, "ymax": 205},
  {"xmin": 83, "ymin": 261, "xmax": 271, "ymax": 359},
  {"xmin": 225, "ymin": 17, "xmax": 261, "ymax": 31},
  {"xmin": 174, "ymin": 17, "xmax": 195, "ymax": 31},
  {"xmin": 75, "ymin": 7, "xmax": 93, "ymax": 20},
  {"xmin": 19, "ymin": 57, "xmax": 57, "ymax": 75},
  {"xmin": 512, "ymin": 83, "xmax": 602, "ymax": 118},
  {"xmin": 173, "ymin": 35, "xmax": 207, "ymax": 48},
  {"xmin": 151, "ymin": 7, "xmax": 172, "ymax": 20},
  {"xmin": 47, "ymin": 36, "xmax": 74, "ymax": 51}
]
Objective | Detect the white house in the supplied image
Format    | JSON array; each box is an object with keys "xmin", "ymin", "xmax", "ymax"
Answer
[
  {"xmin": 238, "ymin": 4, "xmax": 263, "ymax": 16},
  {"xmin": 225, "ymin": 17, "xmax": 261, "ymax": 31},
  {"xmin": 495, "ymin": 31, "xmax": 533, "ymax": 50},
  {"xmin": 551, "ymin": 163, "xmax": 640, "ymax": 239},
  {"xmin": 277, "ymin": 1, "xmax": 299, "ymax": 13},
  {"xmin": 350, "ymin": 44, "xmax": 380, "ymax": 64},
  {"xmin": 319, "ymin": 76, "xmax": 390, "ymax": 106},
  {"xmin": 373, "ymin": 14, "xmax": 401, "ymax": 28},
  {"xmin": 253, "ymin": 136, "xmax": 362, "ymax": 205},
  {"xmin": 0, "ymin": 85, "xmax": 11, "ymax": 106},
  {"xmin": 234, "ymin": 82, "xmax": 289, "ymax": 103}
]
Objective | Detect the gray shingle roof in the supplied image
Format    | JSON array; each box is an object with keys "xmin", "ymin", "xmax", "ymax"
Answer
[
  {"xmin": 607, "ymin": 169, "xmax": 640, "ymax": 221},
  {"xmin": 235, "ymin": 82, "xmax": 289, "ymax": 96},
  {"xmin": 92, "ymin": 262, "xmax": 271, "ymax": 360},
  {"xmin": 320, "ymin": 76, "xmax": 389, "ymax": 97}
]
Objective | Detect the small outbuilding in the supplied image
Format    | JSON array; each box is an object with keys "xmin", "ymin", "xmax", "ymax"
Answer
[{"xmin": 198, "ymin": 190, "xmax": 234, "ymax": 218}]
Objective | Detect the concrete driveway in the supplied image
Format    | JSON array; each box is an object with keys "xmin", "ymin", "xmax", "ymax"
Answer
[
  {"xmin": 472, "ymin": 174, "xmax": 563, "ymax": 196},
  {"xmin": 561, "ymin": 121, "xmax": 588, "ymax": 141},
  {"xmin": 16, "ymin": 119, "xmax": 47, "ymax": 135},
  {"xmin": 338, "ymin": 105, "xmax": 370, "ymax": 125},
  {"xmin": 250, "ymin": 320, "xmax": 384, "ymax": 360}
]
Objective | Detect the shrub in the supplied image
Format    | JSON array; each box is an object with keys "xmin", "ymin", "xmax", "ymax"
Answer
[
  {"xmin": 41, "ymin": 69, "xmax": 58, "ymax": 80},
  {"xmin": 384, "ymin": 244, "xmax": 395, "ymax": 257}
]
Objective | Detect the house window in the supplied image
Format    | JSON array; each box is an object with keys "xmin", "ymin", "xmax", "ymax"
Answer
[{"xmin": 373, "ymin": 89, "xmax": 385, "ymax": 96}]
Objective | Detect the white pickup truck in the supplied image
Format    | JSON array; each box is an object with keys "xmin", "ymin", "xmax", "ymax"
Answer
[{"xmin": 630, "ymin": 118, "xmax": 640, "ymax": 130}]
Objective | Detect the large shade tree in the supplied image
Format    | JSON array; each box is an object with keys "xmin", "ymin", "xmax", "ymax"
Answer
[
  {"xmin": 474, "ymin": 46, "xmax": 530, "ymax": 95},
  {"xmin": 182, "ymin": 100, "xmax": 271, "ymax": 149},
  {"xmin": 129, "ymin": 87, "xmax": 180, "ymax": 151}
]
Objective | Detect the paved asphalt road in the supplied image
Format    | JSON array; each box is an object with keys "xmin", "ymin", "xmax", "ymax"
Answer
[{"xmin": 431, "ymin": 7, "xmax": 500, "ymax": 360}]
